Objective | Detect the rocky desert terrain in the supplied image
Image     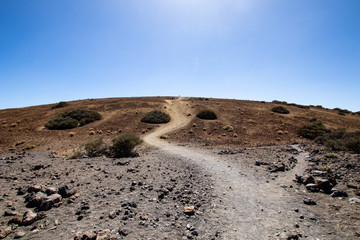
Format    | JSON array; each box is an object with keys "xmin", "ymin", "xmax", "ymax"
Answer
[{"xmin": 0, "ymin": 97, "xmax": 360, "ymax": 239}]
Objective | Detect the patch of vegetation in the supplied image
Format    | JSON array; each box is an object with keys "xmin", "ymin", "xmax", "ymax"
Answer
[
  {"xmin": 272, "ymin": 106, "xmax": 290, "ymax": 114},
  {"xmin": 45, "ymin": 109, "xmax": 102, "ymax": 130},
  {"xmin": 222, "ymin": 125, "xmax": 234, "ymax": 131},
  {"xmin": 23, "ymin": 145, "xmax": 37, "ymax": 150},
  {"xmin": 320, "ymin": 165, "xmax": 332, "ymax": 172},
  {"xmin": 272, "ymin": 100, "xmax": 287, "ymax": 105},
  {"xmin": 315, "ymin": 130, "xmax": 360, "ymax": 153},
  {"xmin": 324, "ymin": 153, "xmax": 338, "ymax": 159},
  {"xmin": 112, "ymin": 134, "xmax": 143, "ymax": 157},
  {"xmin": 338, "ymin": 109, "xmax": 352, "ymax": 116},
  {"xmin": 84, "ymin": 138, "xmax": 105, "ymax": 157},
  {"xmin": 291, "ymin": 104, "xmax": 310, "ymax": 109},
  {"xmin": 297, "ymin": 121, "xmax": 329, "ymax": 140},
  {"xmin": 197, "ymin": 109, "xmax": 217, "ymax": 120},
  {"xmin": 141, "ymin": 110, "xmax": 171, "ymax": 124},
  {"xmin": 51, "ymin": 101, "xmax": 69, "ymax": 109}
]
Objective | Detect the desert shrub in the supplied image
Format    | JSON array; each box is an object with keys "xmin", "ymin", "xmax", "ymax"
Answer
[
  {"xmin": 112, "ymin": 134, "xmax": 143, "ymax": 157},
  {"xmin": 315, "ymin": 130, "xmax": 360, "ymax": 153},
  {"xmin": 338, "ymin": 109, "xmax": 351, "ymax": 115},
  {"xmin": 141, "ymin": 110, "xmax": 171, "ymax": 124},
  {"xmin": 222, "ymin": 125, "xmax": 234, "ymax": 131},
  {"xmin": 23, "ymin": 145, "xmax": 37, "ymax": 150},
  {"xmin": 272, "ymin": 106, "xmax": 290, "ymax": 114},
  {"xmin": 84, "ymin": 138, "xmax": 105, "ymax": 157},
  {"xmin": 272, "ymin": 100, "xmax": 287, "ymax": 105},
  {"xmin": 297, "ymin": 121, "xmax": 329, "ymax": 140},
  {"xmin": 51, "ymin": 101, "xmax": 68, "ymax": 109},
  {"xmin": 309, "ymin": 118, "xmax": 317, "ymax": 122},
  {"xmin": 197, "ymin": 109, "xmax": 217, "ymax": 120},
  {"xmin": 324, "ymin": 153, "xmax": 338, "ymax": 159},
  {"xmin": 45, "ymin": 109, "xmax": 102, "ymax": 130}
]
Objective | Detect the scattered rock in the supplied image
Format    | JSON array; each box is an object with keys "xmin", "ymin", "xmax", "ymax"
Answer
[
  {"xmin": 39, "ymin": 193, "xmax": 62, "ymax": 211},
  {"xmin": 184, "ymin": 206, "xmax": 195, "ymax": 215},
  {"xmin": 22, "ymin": 210, "xmax": 46, "ymax": 226},
  {"xmin": 109, "ymin": 211, "xmax": 117, "ymax": 219},
  {"xmin": 25, "ymin": 191, "xmax": 47, "ymax": 208},
  {"xmin": 14, "ymin": 231, "xmax": 26, "ymax": 239},
  {"xmin": 305, "ymin": 184, "xmax": 319, "ymax": 192},
  {"xmin": 58, "ymin": 185, "xmax": 73, "ymax": 198},
  {"xmin": 349, "ymin": 198, "xmax": 360, "ymax": 204},
  {"xmin": 303, "ymin": 198, "xmax": 316, "ymax": 205},
  {"xmin": 0, "ymin": 226, "xmax": 12, "ymax": 239},
  {"xmin": 331, "ymin": 190, "xmax": 348, "ymax": 198},
  {"xmin": 302, "ymin": 175, "xmax": 315, "ymax": 185},
  {"xmin": 74, "ymin": 230, "xmax": 97, "ymax": 240},
  {"xmin": 27, "ymin": 185, "xmax": 42, "ymax": 193},
  {"xmin": 118, "ymin": 227, "xmax": 128, "ymax": 236}
]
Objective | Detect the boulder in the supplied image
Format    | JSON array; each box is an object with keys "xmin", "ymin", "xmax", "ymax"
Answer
[
  {"xmin": 303, "ymin": 198, "xmax": 316, "ymax": 205},
  {"xmin": 58, "ymin": 185, "xmax": 73, "ymax": 198},
  {"xmin": 25, "ymin": 192, "xmax": 47, "ymax": 208},
  {"xmin": 331, "ymin": 190, "xmax": 348, "ymax": 198},
  {"xmin": 74, "ymin": 230, "xmax": 97, "ymax": 240},
  {"xmin": 22, "ymin": 210, "xmax": 46, "ymax": 226},
  {"xmin": 316, "ymin": 179, "xmax": 332, "ymax": 193},
  {"xmin": 27, "ymin": 185, "xmax": 42, "ymax": 193},
  {"xmin": 305, "ymin": 184, "xmax": 319, "ymax": 192},
  {"xmin": 302, "ymin": 175, "xmax": 315, "ymax": 185},
  {"xmin": 349, "ymin": 198, "xmax": 360, "ymax": 204},
  {"xmin": 184, "ymin": 206, "xmax": 195, "ymax": 215},
  {"xmin": 39, "ymin": 194, "xmax": 62, "ymax": 211},
  {"xmin": 45, "ymin": 187, "xmax": 57, "ymax": 195},
  {"xmin": 0, "ymin": 226, "xmax": 12, "ymax": 239}
]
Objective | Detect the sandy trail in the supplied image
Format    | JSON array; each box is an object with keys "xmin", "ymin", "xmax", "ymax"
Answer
[{"xmin": 143, "ymin": 98, "xmax": 317, "ymax": 239}]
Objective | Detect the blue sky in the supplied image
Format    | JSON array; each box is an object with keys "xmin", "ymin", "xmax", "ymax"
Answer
[{"xmin": 0, "ymin": 0, "xmax": 359, "ymax": 111}]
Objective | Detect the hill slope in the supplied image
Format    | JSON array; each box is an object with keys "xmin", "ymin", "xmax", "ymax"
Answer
[{"xmin": 1, "ymin": 97, "xmax": 360, "ymax": 154}]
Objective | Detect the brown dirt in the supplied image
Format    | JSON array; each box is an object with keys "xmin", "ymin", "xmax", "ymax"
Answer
[{"xmin": 0, "ymin": 97, "xmax": 360, "ymax": 239}]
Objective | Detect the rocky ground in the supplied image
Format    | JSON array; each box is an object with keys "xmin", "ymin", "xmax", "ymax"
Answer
[
  {"xmin": 1, "ymin": 144, "xmax": 359, "ymax": 239},
  {"xmin": 1, "ymin": 97, "xmax": 360, "ymax": 239}
]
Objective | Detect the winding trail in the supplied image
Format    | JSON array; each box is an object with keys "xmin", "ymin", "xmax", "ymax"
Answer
[{"xmin": 143, "ymin": 98, "xmax": 315, "ymax": 239}]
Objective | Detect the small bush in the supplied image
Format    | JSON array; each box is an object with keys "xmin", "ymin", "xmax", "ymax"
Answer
[
  {"xmin": 84, "ymin": 138, "xmax": 105, "ymax": 157},
  {"xmin": 23, "ymin": 145, "xmax": 37, "ymax": 150},
  {"xmin": 324, "ymin": 153, "xmax": 338, "ymax": 159},
  {"xmin": 197, "ymin": 109, "xmax": 217, "ymax": 120},
  {"xmin": 272, "ymin": 106, "xmax": 290, "ymax": 114},
  {"xmin": 51, "ymin": 101, "xmax": 68, "ymax": 109},
  {"xmin": 45, "ymin": 109, "xmax": 102, "ymax": 130},
  {"xmin": 112, "ymin": 134, "xmax": 143, "ymax": 157},
  {"xmin": 320, "ymin": 165, "xmax": 332, "ymax": 172},
  {"xmin": 141, "ymin": 110, "xmax": 171, "ymax": 124},
  {"xmin": 315, "ymin": 130, "xmax": 360, "ymax": 153},
  {"xmin": 297, "ymin": 122, "xmax": 329, "ymax": 140},
  {"xmin": 222, "ymin": 125, "xmax": 234, "ymax": 131}
]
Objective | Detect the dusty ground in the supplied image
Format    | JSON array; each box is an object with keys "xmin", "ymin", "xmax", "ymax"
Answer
[{"xmin": 0, "ymin": 97, "xmax": 360, "ymax": 239}]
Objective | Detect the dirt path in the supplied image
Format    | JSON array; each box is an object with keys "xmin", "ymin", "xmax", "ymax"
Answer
[{"xmin": 142, "ymin": 98, "xmax": 329, "ymax": 239}]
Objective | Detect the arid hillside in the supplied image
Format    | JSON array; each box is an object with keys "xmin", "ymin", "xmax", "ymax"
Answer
[{"xmin": 1, "ymin": 97, "xmax": 360, "ymax": 155}]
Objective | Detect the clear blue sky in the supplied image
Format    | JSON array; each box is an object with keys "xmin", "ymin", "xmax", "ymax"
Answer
[{"xmin": 1, "ymin": 0, "xmax": 359, "ymax": 111}]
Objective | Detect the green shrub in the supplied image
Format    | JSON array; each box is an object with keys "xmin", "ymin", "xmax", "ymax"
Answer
[
  {"xmin": 45, "ymin": 109, "xmax": 102, "ymax": 130},
  {"xmin": 112, "ymin": 134, "xmax": 143, "ymax": 157},
  {"xmin": 51, "ymin": 101, "xmax": 68, "ymax": 109},
  {"xmin": 324, "ymin": 153, "xmax": 338, "ymax": 159},
  {"xmin": 315, "ymin": 130, "xmax": 360, "ymax": 153},
  {"xmin": 297, "ymin": 121, "xmax": 329, "ymax": 140},
  {"xmin": 272, "ymin": 106, "xmax": 290, "ymax": 114},
  {"xmin": 84, "ymin": 138, "xmax": 105, "ymax": 157},
  {"xmin": 23, "ymin": 145, "xmax": 37, "ymax": 150},
  {"xmin": 197, "ymin": 109, "xmax": 217, "ymax": 120},
  {"xmin": 222, "ymin": 125, "xmax": 234, "ymax": 131},
  {"xmin": 141, "ymin": 110, "xmax": 171, "ymax": 124}
]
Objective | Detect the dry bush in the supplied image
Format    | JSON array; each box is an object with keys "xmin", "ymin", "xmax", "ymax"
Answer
[
  {"xmin": 197, "ymin": 109, "xmax": 217, "ymax": 120},
  {"xmin": 141, "ymin": 110, "xmax": 170, "ymax": 124}
]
